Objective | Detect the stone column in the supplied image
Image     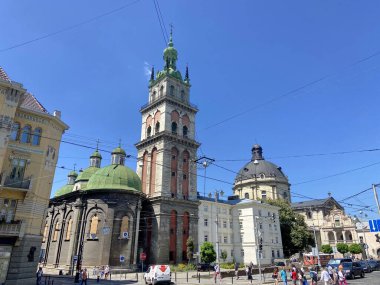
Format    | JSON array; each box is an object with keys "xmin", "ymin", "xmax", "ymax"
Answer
[
  {"xmin": 333, "ymin": 231, "xmax": 337, "ymax": 244},
  {"xmin": 342, "ymin": 230, "xmax": 346, "ymax": 242}
]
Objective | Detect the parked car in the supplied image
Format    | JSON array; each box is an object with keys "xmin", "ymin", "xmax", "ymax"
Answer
[
  {"xmin": 359, "ymin": 260, "xmax": 373, "ymax": 273},
  {"xmin": 197, "ymin": 263, "xmax": 214, "ymax": 272},
  {"xmin": 327, "ymin": 258, "xmax": 353, "ymax": 269},
  {"xmin": 342, "ymin": 262, "xmax": 365, "ymax": 279},
  {"xmin": 368, "ymin": 260, "xmax": 380, "ymax": 271},
  {"xmin": 144, "ymin": 265, "xmax": 171, "ymax": 285},
  {"xmin": 274, "ymin": 261, "xmax": 286, "ymax": 267}
]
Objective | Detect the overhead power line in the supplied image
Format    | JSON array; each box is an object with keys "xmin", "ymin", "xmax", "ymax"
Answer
[
  {"xmin": 152, "ymin": 0, "xmax": 168, "ymax": 45},
  {"xmin": 0, "ymin": 0, "xmax": 141, "ymax": 53}
]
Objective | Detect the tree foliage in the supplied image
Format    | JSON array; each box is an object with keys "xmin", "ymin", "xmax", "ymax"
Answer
[
  {"xmin": 266, "ymin": 199, "xmax": 314, "ymax": 256},
  {"xmin": 321, "ymin": 244, "xmax": 333, "ymax": 254},
  {"xmin": 336, "ymin": 243, "xmax": 349, "ymax": 255},
  {"xmin": 349, "ymin": 243, "xmax": 362, "ymax": 255},
  {"xmin": 186, "ymin": 237, "xmax": 195, "ymax": 262},
  {"xmin": 220, "ymin": 250, "xmax": 227, "ymax": 262},
  {"xmin": 200, "ymin": 242, "xmax": 216, "ymax": 264}
]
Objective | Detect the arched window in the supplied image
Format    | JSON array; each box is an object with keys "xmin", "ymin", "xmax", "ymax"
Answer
[
  {"xmin": 32, "ymin": 128, "xmax": 42, "ymax": 145},
  {"xmin": 141, "ymin": 152, "xmax": 148, "ymax": 194},
  {"xmin": 244, "ymin": 193, "xmax": 249, "ymax": 199},
  {"xmin": 171, "ymin": 148, "xmax": 178, "ymax": 196},
  {"xmin": 169, "ymin": 210, "xmax": 177, "ymax": 263},
  {"xmin": 155, "ymin": 122, "xmax": 160, "ymax": 133},
  {"xmin": 146, "ymin": 115, "xmax": 152, "ymax": 139},
  {"xmin": 149, "ymin": 148, "xmax": 157, "ymax": 195},
  {"xmin": 183, "ymin": 126, "xmax": 188, "ymax": 138},
  {"xmin": 170, "ymin": 85, "xmax": 175, "ymax": 96},
  {"xmin": 20, "ymin": 125, "xmax": 31, "ymax": 143},
  {"xmin": 120, "ymin": 216, "xmax": 129, "ymax": 238},
  {"xmin": 52, "ymin": 221, "xmax": 60, "ymax": 241},
  {"xmin": 89, "ymin": 215, "xmax": 99, "ymax": 238},
  {"xmin": 152, "ymin": 91, "xmax": 157, "ymax": 101},
  {"xmin": 334, "ymin": 215, "xmax": 341, "ymax": 227},
  {"xmin": 42, "ymin": 222, "xmax": 48, "ymax": 242},
  {"xmin": 171, "ymin": 122, "xmax": 177, "ymax": 134},
  {"xmin": 159, "ymin": 86, "xmax": 164, "ymax": 97},
  {"xmin": 10, "ymin": 122, "xmax": 20, "ymax": 141},
  {"xmin": 154, "ymin": 111, "xmax": 161, "ymax": 133},
  {"xmin": 147, "ymin": 126, "xmax": 152, "ymax": 137},
  {"xmin": 66, "ymin": 218, "xmax": 73, "ymax": 240}
]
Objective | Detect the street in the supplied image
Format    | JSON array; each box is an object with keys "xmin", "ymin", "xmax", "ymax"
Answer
[{"xmin": 341, "ymin": 270, "xmax": 380, "ymax": 285}]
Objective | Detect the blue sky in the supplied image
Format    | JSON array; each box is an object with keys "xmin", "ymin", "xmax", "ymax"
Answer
[{"xmin": 2, "ymin": 0, "xmax": 380, "ymax": 219}]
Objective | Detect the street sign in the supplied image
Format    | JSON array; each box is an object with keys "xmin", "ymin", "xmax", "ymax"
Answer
[
  {"xmin": 73, "ymin": 255, "xmax": 78, "ymax": 261},
  {"xmin": 102, "ymin": 227, "xmax": 111, "ymax": 235},
  {"xmin": 140, "ymin": 252, "xmax": 146, "ymax": 261},
  {"xmin": 120, "ymin": 255, "xmax": 125, "ymax": 263},
  {"xmin": 369, "ymin": 219, "xmax": 380, "ymax": 232}
]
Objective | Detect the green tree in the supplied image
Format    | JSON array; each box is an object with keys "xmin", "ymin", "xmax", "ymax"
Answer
[
  {"xmin": 320, "ymin": 244, "xmax": 333, "ymax": 254},
  {"xmin": 200, "ymin": 242, "xmax": 216, "ymax": 264},
  {"xmin": 266, "ymin": 199, "xmax": 314, "ymax": 256},
  {"xmin": 220, "ymin": 250, "xmax": 227, "ymax": 262},
  {"xmin": 336, "ymin": 243, "xmax": 349, "ymax": 256},
  {"xmin": 349, "ymin": 243, "xmax": 362, "ymax": 256},
  {"xmin": 186, "ymin": 237, "xmax": 195, "ymax": 263}
]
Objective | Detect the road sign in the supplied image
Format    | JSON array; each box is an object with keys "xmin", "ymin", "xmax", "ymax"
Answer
[
  {"xmin": 140, "ymin": 252, "xmax": 146, "ymax": 261},
  {"xmin": 120, "ymin": 255, "xmax": 125, "ymax": 263},
  {"xmin": 369, "ymin": 219, "xmax": 380, "ymax": 232}
]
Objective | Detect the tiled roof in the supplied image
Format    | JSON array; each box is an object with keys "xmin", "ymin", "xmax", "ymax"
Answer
[
  {"xmin": 20, "ymin": 93, "xmax": 49, "ymax": 114},
  {"xmin": 291, "ymin": 197, "xmax": 343, "ymax": 210},
  {"xmin": 0, "ymin": 67, "xmax": 11, "ymax": 82}
]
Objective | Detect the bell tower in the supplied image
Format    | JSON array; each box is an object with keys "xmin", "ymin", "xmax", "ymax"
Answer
[{"xmin": 136, "ymin": 32, "xmax": 199, "ymax": 264}]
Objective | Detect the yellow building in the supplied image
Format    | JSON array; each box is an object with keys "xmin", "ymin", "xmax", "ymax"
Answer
[{"xmin": 0, "ymin": 67, "xmax": 68, "ymax": 284}]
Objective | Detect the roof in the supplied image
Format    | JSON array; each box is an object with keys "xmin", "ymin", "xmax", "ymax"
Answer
[
  {"xmin": 54, "ymin": 184, "xmax": 74, "ymax": 197},
  {"xmin": 20, "ymin": 93, "xmax": 49, "ymax": 114},
  {"xmin": 112, "ymin": 147, "xmax": 126, "ymax": 156},
  {"xmin": 76, "ymin": 166, "xmax": 100, "ymax": 182},
  {"xmin": 291, "ymin": 197, "xmax": 343, "ymax": 210},
  {"xmin": 236, "ymin": 159, "xmax": 287, "ymax": 181},
  {"xmin": 0, "ymin": 67, "xmax": 10, "ymax": 82}
]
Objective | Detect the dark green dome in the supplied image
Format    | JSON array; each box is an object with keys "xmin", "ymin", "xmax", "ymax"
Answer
[
  {"xmin": 86, "ymin": 164, "xmax": 141, "ymax": 192},
  {"xmin": 112, "ymin": 147, "xmax": 126, "ymax": 156},
  {"xmin": 68, "ymin": 170, "xmax": 78, "ymax": 177},
  {"xmin": 55, "ymin": 184, "xmax": 74, "ymax": 197},
  {"xmin": 91, "ymin": 150, "xmax": 102, "ymax": 159},
  {"xmin": 76, "ymin": 166, "xmax": 99, "ymax": 182}
]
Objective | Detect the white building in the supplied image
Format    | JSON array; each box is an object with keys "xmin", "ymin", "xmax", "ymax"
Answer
[{"xmin": 198, "ymin": 195, "xmax": 284, "ymax": 265}]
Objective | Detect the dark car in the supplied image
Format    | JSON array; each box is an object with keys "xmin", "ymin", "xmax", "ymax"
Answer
[
  {"xmin": 274, "ymin": 261, "xmax": 286, "ymax": 267},
  {"xmin": 342, "ymin": 262, "xmax": 365, "ymax": 279},
  {"xmin": 368, "ymin": 260, "xmax": 380, "ymax": 271},
  {"xmin": 359, "ymin": 261, "xmax": 373, "ymax": 273},
  {"xmin": 197, "ymin": 263, "xmax": 213, "ymax": 272},
  {"xmin": 327, "ymin": 258, "xmax": 353, "ymax": 269}
]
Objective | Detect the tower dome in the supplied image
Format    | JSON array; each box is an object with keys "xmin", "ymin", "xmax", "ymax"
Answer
[{"xmin": 55, "ymin": 170, "xmax": 77, "ymax": 197}]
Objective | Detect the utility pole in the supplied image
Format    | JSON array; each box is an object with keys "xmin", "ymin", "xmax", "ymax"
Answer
[
  {"xmin": 373, "ymin": 184, "xmax": 380, "ymax": 216},
  {"xmin": 255, "ymin": 216, "xmax": 263, "ymax": 285},
  {"xmin": 194, "ymin": 156, "xmax": 214, "ymax": 197}
]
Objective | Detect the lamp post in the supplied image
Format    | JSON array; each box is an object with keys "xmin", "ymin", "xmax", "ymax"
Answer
[
  {"xmin": 254, "ymin": 216, "xmax": 263, "ymax": 284},
  {"xmin": 355, "ymin": 211, "xmax": 369, "ymax": 259},
  {"xmin": 208, "ymin": 190, "xmax": 224, "ymax": 265},
  {"xmin": 309, "ymin": 207, "xmax": 321, "ymax": 269}
]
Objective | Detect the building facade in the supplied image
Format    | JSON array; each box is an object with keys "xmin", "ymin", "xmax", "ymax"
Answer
[
  {"xmin": 0, "ymin": 67, "xmax": 68, "ymax": 284},
  {"xmin": 135, "ymin": 33, "xmax": 200, "ymax": 264},
  {"xmin": 233, "ymin": 145, "xmax": 291, "ymax": 202},
  {"xmin": 198, "ymin": 196, "xmax": 284, "ymax": 265}
]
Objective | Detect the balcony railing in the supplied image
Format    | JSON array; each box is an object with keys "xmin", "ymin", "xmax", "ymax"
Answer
[
  {"xmin": 0, "ymin": 222, "xmax": 22, "ymax": 236},
  {"xmin": 3, "ymin": 176, "xmax": 31, "ymax": 189}
]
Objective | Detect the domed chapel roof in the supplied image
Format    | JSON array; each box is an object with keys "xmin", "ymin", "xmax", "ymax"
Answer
[{"xmin": 235, "ymin": 144, "xmax": 287, "ymax": 182}]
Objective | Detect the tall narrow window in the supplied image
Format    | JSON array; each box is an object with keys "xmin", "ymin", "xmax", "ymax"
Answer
[
  {"xmin": 89, "ymin": 215, "xmax": 99, "ymax": 238},
  {"xmin": 42, "ymin": 222, "xmax": 48, "ymax": 242},
  {"xmin": 147, "ymin": 126, "xmax": 152, "ymax": 137},
  {"xmin": 170, "ymin": 85, "xmax": 175, "ymax": 96},
  {"xmin": 169, "ymin": 210, "xmax": 177, "ymax": 263},
  {"xmin": 155, "ymin": 122, "xmax": 160, "ymax": 133},
  {"xmin": 20, "ymin": 125, "xmax": 31, "ymax": 143},
  {"xmin": 52, "ymin": 221, "xmax": 60, "ymax": 241},
  {"xmin": 171, "ymin": 148, "xmax": 178, "ymax": 197},
  {"xmin": 159, "ymin": 85, "xmax": 164, "ymax": 97},
  {"xmin": 149, "ymin": 148, "xmax": 157, "ymax": 195},
  {"xmin": 261, "ymin": 190, "xmax": 267, "ymax": 200},
  {"xmin": 171, "ymin": 122, "xmax": 177, "ymax": 134},
  {"xmin": 32, "ymin": 128, "xmax": 42, "ymax": 145},
  {"xmin": 10, "ymin": 122, "xmax": 20, "ymax": 141},
  {"xmin": 183, "ymin": 126, "xmax": 188, "ymax": 138},
  {"xmin": 66, "ymin": 218, "xmax": 73, "ymax": 240},
  {"xmin": 10, "ymin": 159, "xmax": 26, "ymax": 181},
  {"xmin": 182, "ymin": 151, "xmax": 190, "ymax": 198},
  {"xmin": 141, "ymin": 152, "xmax": 148, "ymax": 194},
  {"xmin": 181, "ymin": 90, "xmax": 185, "ymax": 100}
]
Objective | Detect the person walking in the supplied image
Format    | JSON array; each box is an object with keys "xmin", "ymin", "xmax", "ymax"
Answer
[
  {"xmin": 320, "ymin": 267, "xmax": 332, "ymax": 285},
  {"xmin": 234, "ymin": 262, "xmax": 240, "ymax": 280},
  {"xmin": 214, "ymin": 263, "xmax": 221, "ymax": 284},
  {"xmin": 36, "ymin": 267, "xmax": 43, "ymax": 285},
  {"xmin": 280, "ymin": 267, "xmax": 287, "ymax": 285},
  {"xmin": 247, "ymin": 263, "xmax": 253, "ymax": 283},
  {"xmin": 338, "ymin": 267, "xmax": 347, "ymax": 285},
  {"xmin": 309, "ymin": 267, "xmax": 318, "ymax": 285},
  {"xmin": 291, "ymin": 268, "xmax": 297, "ymax": 285},
  {"xmin": 272, "ymin": 267, "xmax": 279, "ymax": 285},
  {"xmin": 81, "ymin": 268, "xmax": 88, "ymax": 285}
]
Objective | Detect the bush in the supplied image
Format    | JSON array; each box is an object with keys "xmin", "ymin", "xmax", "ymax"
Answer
[
  {"xmin": 171, "ymin": 263, "xmax": 197, "ymax": 272},
  {"xmin": 220, "ymin": 262, "xmax": 234, "ymax": 269}
]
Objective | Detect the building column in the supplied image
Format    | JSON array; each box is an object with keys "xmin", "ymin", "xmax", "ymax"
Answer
[
  {"xmin": 342, "ymin": 231, "xmax": 346, "ymax": 243},
  {"xmin": 333, "ymin": 231, "xmax": 337, "ymax": 244}
]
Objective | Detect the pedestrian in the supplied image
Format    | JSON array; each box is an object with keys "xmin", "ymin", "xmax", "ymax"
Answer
[
  {"xmin": 36, "ymin": 267, "xmax": 43, "ymax": 285},
  {"xmin": 338, "ymin": 267, "xmax": 347, "ymax": 285},
  {"xmin": 272, "ymin": 267, "xmax": 279, "ymax": 285},
  {"xmin": 320, "ymin": 266, "xmax": 332, "ymax": 285},
  {"xmin": 300, "ymin": 268, "xmax": 308, "ymax": 285},
  {"xmin": 81, "ymin": 268, "xmax": 88, "ymax": 285},
  {"xmin": 327, "ymin": 265, "xmax": 333, "ymax": 279},
  {"xmin": 214, "ymin": 263, "xmax": 220, "ymax": 283},
  {"xmin": 234, "ymin": 262, "xmax": 240, "ymax": 280},
  {"xmin": 280, "ymin": 267, "xmax": 288, "ymax": 285},
  {"xmin": 332, "ymin": 268, "xmax": 339, "ymax": 285},
  {"xmin": 104, "ymin": 265, "xmax": 109, "ymax": 279},
  {"xmin": 309, "ymin": 267, "xmax": 318, "ymax": 285},
  {"xmin": 100, "ymin": 266, "xmax": 104, "ymax": 279},
  {"xmin": 247, "ymin": 263, "xmax": 253, "ymax": 283},
  {"xmin": 291, "ymin": 268, "xmax": 297, "ymax": 285}
]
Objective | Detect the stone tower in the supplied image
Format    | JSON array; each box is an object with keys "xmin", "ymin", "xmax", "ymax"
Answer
[{"xmin": 136, "ymin": 33, "xmax": 200, "ymax": 264}]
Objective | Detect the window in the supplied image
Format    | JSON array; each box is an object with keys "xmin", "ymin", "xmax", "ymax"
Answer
[
  {"xmin": 359, "ymin": 236, "xmax": 364, "ymax": 243},
  {"xmin": 238, "ymin": 210, "xmax": 242, "ymax": 215},
  {"xmin": 224, "ymin": 236, "xmax": 227, "ymax": 243},
  {"xmin": 183, "ymin": 174, "xmax": 187, "ymax": 180},
  {"xmin": 52, "ymin": 221, "xmax": 60, "ymax": 241},
  {"xmin": 244, "ymin": 193, "xmax": 249, "ymax": 199},
  {"xmin": 277, "ymin": 250, "xmax": 280, "ymax": 258},
  {"xmin": 66, "ymin": 218, "xmax": 73, "ymax": 240},
  {"xmin": 89, "ymin": 215, "xmax": 99, "ymax": 238},
  {"xmin": 239, "ymin": 220, "xmax": 243, "ymax": 229},
  {"xmin": 269, "ymin": 224, "xmax": 272, "ymax": 229},
  {"xmin": 171, "ymin": 122, "xmax": 177, "ymax": 134},
  {"xmin": 159, "ymin": 85, "xmax": 164, "ymax": 97},
  {"xmin": 258, "ymin": 210, "xmax": 262, "ymax": 216},
  {"xmin": 261, "ymin": 190, "xmax": 267, "ymax": 200},
  {"xmin": 147, "ymin": 126, "xmax": 152, "ymax": 137},
  {"xmin": 183, "ymin": 126, "xmax": 188, "ymax": 137},
  {"xmin": 259, "ymin": 222, "xmax": 263, "ymax": 229},
  {"xmin": 32, "ymin": 128, "xmax": 42, "ymax": 145},
  {"xmin": 10, "ymin": 122, "xmax": 20, "ymax": 141},
  {"xmin": 204, "ymin": 235, "xmax": 208, "ymax": 242},
  {"xmin": 240, "ymin": 234, "xmax": 243, "ymax": 242},
  {"xmin": 274, "ymin": 224, "xmax": 277, "ymax": 231},
  {"xmin": 171, "ymin": 172, "xmax": 176, "ymax": 177},
  {"xmin": 42, "ymin": 222, "xmax": 48, "ymax": 242},
  {"xmin": 283, "ymin": 192, "xmax": 288, "ymax": 199},
  {"xmin": 204, "ymin": 218, "xmax": 208, "ymax": 226},
  {"xmin": 155, "ymin": 122, "xmax": 160, "ymax": 133},
  {"xmin": 241, "ymin": 249, "xmax": 244, "ymax": 256},
  {"xmin": 260, "ymin": 173, "xmax": 265, "ymax": 179},
  {"xmin": 268, "ymin": 212, "xmax": 271, "ymax": 217},
  {"xmin": 231, "ymin": 250, "xmax": 234, "ymax": 257},
  {"xmin": 307, "ymin": 211, "xmax": 312, "ymax": 219},
  {"xmin": 152, "ymin": 91, "xmax": 157, "ymax": 101},
  {"xmin": 272, "ymin": 250, "xmax": 275, "ymax": 258},
  {"xmin": 204, "ymin": 205, "xmax": 208, "ymax": 212},
  {"xmin": 181, "ymin": 90, "xmax": 185, "ymax": 100},
  {"xmin": 276, "ymin": 237, "xmax": 279, "ymax": 243},
  {"xmin": 20, "ymin": 125, "xmax": 31, "ymax": 143},
  {"xmin": 230, "ymin": 221, "xmax": 233, "ymax": 229},
  {"xmin": 223, "ymin": 221, "xmax": 227, "ymax": 228},
  {"xmin": 10, "ymin": 158, "xmax": 26, "ymax": 181},
  {"xmin": 170, "ymin": 85, "xmax": 175, "ymax": 96},
  {"xmin": 334, "ymin": 215, "xmax": 341, "ymax": 227}
]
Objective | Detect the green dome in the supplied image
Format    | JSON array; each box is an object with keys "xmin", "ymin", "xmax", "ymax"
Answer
[
  {"xmin": 68, "ymin": 170, "xmax": 78, "ymax": 177},
  {"xmin": 76, "ymin": 166, "xmax": 99, "ymax": 182},
  {"xmin": 91, "ymin": 150, "xmax": 102, "ymax": 159},
  {"xmin": 55, "ymin": 184, "xmax": 74, "ymax": 197},
  {"xmin": 112, "ymin": 147, "xmax": 126, "ymax": 156},
  {"xmin": 86, "ymin": 164, "xmax": 141, "ymax": 192}
]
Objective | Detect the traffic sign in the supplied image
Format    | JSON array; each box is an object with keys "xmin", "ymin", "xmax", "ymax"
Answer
[
  {"xmin": 369, "ymin": 219, "xmax": 380, "ymax": 232},
  {"xmin": 120, "ymin": 255, "xmax": 125, "ymax": 263},
  {"xmin": 73, "ymin": 255, "xmax": 78, "ymax": 261},
  {"xmin": 140, "ymin": 252, "xmax": 146, "ymax": 261}
]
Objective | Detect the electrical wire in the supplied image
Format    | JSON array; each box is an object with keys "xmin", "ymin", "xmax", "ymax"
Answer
[{"xmin": 152, "ymin": 0, "xmax": 168, "ymax": 45}]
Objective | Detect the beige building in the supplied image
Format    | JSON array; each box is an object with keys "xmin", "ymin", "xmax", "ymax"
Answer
[
  {"xmin": 233, "ymin": 145, "xmax": 291, "ymax": 202},
  {"xmin": 0, "ymin": 67, "xmax": 68, "ymax": 284},
  {"xmin": 198, "ymin": 195, "xmax": 283, "ymax": 265}
]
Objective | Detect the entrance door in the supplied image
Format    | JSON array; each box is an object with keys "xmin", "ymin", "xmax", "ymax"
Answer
[{"xmin": 0, "ymin": 246, "xmax": 12, "ymax": 284}]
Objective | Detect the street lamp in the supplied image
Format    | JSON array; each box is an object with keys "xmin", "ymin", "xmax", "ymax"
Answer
[
  {"xmin": 354, "ymin": 211, "xmax": 369, "ymax": 259},
  {"xmin": 208, "ymin": 190, "xmax": 224, "ymax": 265},
  {"xmin": 254, "ymin": 216, "xmax": 263, "ymax": 284},
  {"xmin": 309, "ymin": 207, "xmax": 321, "ymax": 269}
]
